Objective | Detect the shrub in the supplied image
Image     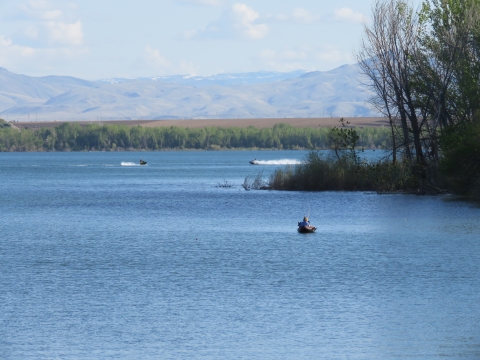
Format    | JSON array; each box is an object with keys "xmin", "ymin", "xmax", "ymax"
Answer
[
  {"xmin": 269, "ymin": 151, "xmax": 419, "ymax": 192},
  {"xmin": 440, "ymin": 120, "xmax": 480, "ymax": 200}
]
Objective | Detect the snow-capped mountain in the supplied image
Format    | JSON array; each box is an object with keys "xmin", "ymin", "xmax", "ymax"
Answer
[
  {"xmin": 0, "ymin": 65, "xmax": 378, "ymax": 121},
  {"xmin": 98, "ymin": 70, "xmax": 307, "ymax": 86}
]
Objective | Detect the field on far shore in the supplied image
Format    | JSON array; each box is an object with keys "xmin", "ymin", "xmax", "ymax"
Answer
[{"xmin": 11, "ymin": 117, "xmax": 389, "ymax": 130}]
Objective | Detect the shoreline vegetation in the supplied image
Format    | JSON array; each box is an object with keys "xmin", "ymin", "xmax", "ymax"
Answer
[
  {"xmin": 244, "ymin": 119, "xmax": 432, "ymax": 194},
  {"xmin": 1, "ymin": 117, "xmax": 478, "ymax": 201},
  {"xmin": 1, "ymin": 115, "xmax": 479, "ymax": 201},
  {"xmin": 259, "ymin": 0, "xmax": 477, "ymax": 203},
  {"xmin": 244, "ymin": 117, "xmax": 479, "ymax": 202},
  {"xmin": 0, "ymin": 120, "xmax": 392, "ymax": 152},
  {"xmin": 254, "ymin": 151, "xmax": 440, "ymax": 195},
  {"xmin": 2, "ymin": 1, "xmax": 480, "ymax": 201},
  {"xmin": 232, "ymin": 1, "xmax": 480, "ymax": 200}
]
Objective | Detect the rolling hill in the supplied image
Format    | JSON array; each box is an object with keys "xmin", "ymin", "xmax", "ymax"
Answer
[{"xmin": 0, "ymin": 64, "xmax": 378, "ymax": 121}]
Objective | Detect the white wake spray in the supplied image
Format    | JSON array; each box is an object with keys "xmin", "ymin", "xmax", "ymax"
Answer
[
  {"xmin": 121, "ymin": 162, "xmax": 141, "ymax": 166},
  {"xmin": 254, "ymin": 159, "xmax": 302, "ymax": 165}
]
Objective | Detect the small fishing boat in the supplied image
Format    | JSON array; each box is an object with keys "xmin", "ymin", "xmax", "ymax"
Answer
[
  {"xmin": 298, "ymin": 224, "xmax": 317, "ymax": 233},
  {"xmin": 298, "ymin": 217, "xmax": 316, "ymax": 233},
  {"xmin": 140, "ymin": 160, "xmax": 147, "ymax": 165},
  {"xmin": 249, "ymin": 159, "xmax": 259, "ymax": 165}
]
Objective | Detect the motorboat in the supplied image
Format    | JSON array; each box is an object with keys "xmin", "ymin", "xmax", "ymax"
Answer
[
  {"xmin": 140, "ymin": 160, "xmax": 147, "ymax": 165},
  {"xmin": 249, "ymin": 159, "xmax": 259, "ymax": 165}
]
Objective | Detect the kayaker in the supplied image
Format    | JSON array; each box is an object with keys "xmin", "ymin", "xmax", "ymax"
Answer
[
  {"xmin": 298, "ymin": 216, "xmax": 316, "ymax": 233},
  {"xmin": 299, "ymin": 216, "xmax": 310, "ymax": 227}
]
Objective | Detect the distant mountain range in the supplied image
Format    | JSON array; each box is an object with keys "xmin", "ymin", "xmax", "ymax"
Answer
[
  {"xmin": 98, "ymin": 70, "xmax": 307, "ymax": 87},
  {"xmin": 0, "ymin": 65, "xmax": 379, "ymax": 121}
]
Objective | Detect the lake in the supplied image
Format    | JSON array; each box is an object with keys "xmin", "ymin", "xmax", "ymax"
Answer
[{"xmin": 1, "ymin": 151, "xmax": 479, "ymax": 359}]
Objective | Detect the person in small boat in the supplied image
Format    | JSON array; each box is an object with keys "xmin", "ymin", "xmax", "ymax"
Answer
[{"xmin": 299, "ymin": 216, "xmax": 310, "ymax": 227}]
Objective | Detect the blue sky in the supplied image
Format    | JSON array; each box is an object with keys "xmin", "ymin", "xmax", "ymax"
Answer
[{"xmin": 0, "ymin": 0, "xmax": 423, "ymax": 79}]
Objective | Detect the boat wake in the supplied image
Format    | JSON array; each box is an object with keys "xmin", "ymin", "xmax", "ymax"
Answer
[
  {"xmin": 121, "ymin": 162, "xmax": 141, "ymax": 166},
  {"xmin": 254, "ymin": 159, "xmax": 302, "ymax": 165}
]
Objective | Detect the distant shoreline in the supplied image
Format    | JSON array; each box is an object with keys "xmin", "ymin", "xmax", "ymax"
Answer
[{"xmin": 12, "ymin": 117, "xmax": 389, "ymax": 130}]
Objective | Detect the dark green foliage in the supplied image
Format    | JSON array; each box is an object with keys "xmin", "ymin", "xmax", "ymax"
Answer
[
  {"xmin": 440, "ymin": 120, "xmax": 480, "ymax": 199},
  {"xmin": 0, "ymin": 122, "xmax": 392, "ymax": 152},
  {"xmin": 329, "ymin": 118, "xmax": 362, "ymax": 163},
  {"xmin": 0, "ymin": 126, "xmax": 43, "ymax": 151},
  {"xmin": 270, "ymin": 152, "xmax": 367, "ymax": 191},
  {"xmin": 269, "ymin": 124, "xmax": 420, "ymax": 192},
  {"xmin": 269, "ymin": 150, "xmax": 419, "ymax": 192},
  {"xmin": 356, "ymin": 159, "xmax": 420, "ymax": 192},
  {"xmin": 0, "ymin": 119, "xmax": 11, "ymax": 128},
  {"xmin": 355, "ymin": 0, "xmax": 480, "ymax": 199}
]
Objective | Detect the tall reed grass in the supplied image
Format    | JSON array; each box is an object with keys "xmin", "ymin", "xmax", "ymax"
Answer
[{"xmin": 268, "ymin": 151, "xmax": 420, "ymax": 192}]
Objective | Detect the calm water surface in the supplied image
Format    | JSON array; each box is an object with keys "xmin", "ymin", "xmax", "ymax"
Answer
[{"xmin": 1, "ymin": 151, "xmax": 480, "ymax": 359}]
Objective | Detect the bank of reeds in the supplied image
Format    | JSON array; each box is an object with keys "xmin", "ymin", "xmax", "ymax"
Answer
[{"xmin": 268, "ymin": 151, "xmax": 422, "ymax": 192}]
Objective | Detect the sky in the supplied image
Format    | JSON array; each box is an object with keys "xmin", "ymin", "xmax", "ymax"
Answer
[{"xmin": 0, "ymin": 0, "xmax": 423, "ymax": 80}]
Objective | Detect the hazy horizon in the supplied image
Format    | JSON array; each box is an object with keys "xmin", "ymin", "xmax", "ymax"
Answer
[{"xmin": 0, "ymin": 64, "xmax": 309, "ymax": 81}]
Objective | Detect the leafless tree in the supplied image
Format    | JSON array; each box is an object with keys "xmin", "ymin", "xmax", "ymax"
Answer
[
  {"xmin": 356, "ymin": 0, "xmax": 426, "ymax": 167},
  {"xmin": 358, "ymin": 0, "xmax": 480, "ymax": 170}
]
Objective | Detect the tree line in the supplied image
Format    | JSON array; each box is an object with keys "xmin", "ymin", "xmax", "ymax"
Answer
[
  {"xmin": 0, "ymin": 121, "xmax": 392, "ymax": 152},
  {"xmin": 355, "ymin": 0, "xmax": 480, "ymax": 198},
  {"xmin": 264, "ymin": 0, "xmax": 480, "ymax": 200}
]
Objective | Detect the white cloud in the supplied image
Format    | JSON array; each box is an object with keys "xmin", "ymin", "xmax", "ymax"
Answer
[
  {"xmin": 0, "ymin": 2, "xmax": 87, "ymax": 74},
  {"xmin": 231, "ymin": 3, "xmax": 268, "ymax": 39},
  {"xmin": 145, "ymin": 45, "xmax": 170, "ymax": 69},
  {"xmin": 0, "ymin": 36, "xmax": 14, "ymax": 47},
  {"xmin": 46, "ymin": 20, "xmax": 83, "ymax": 46},
  {"xmin": 183, "ymin": 3, "xmax": 268, "ymax": 40},
  {"xmin": 10, "ymin": 2, "xmax": 84, "ymax": 47},
  {"xmin": 19, "ymin": 1, "xmax": 62, "ymax": 20},
  {"xmin": 334, "ymin": 7, "xmax": 366, "ymax": 23},
  {"xmin": 0, "ymin": 34, "xmax": 88, "ymax": 74}
]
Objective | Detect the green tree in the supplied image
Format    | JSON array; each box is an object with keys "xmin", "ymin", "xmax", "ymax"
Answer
[{"xmin": 440, "ymin": 119, "xmax": 480, "ymax": 198}]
